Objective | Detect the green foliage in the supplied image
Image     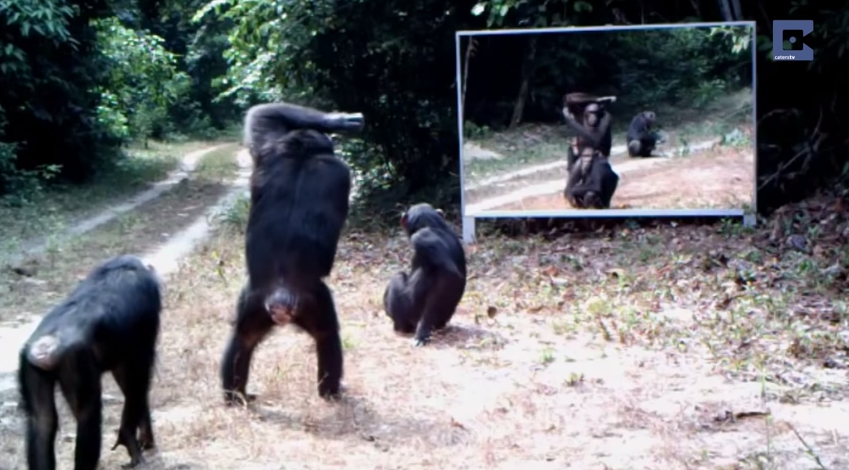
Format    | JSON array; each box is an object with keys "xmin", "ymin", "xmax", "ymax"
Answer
[
  {"xmin": 464, "ymin": 121, "xmax": 492, "ymax": 139},
  {"xmin": 462, "ymin": 24, "xmax": 753, "ymax": 131},
  {"xmin": 94, "ymin": 17, "xmax": 191, "ymax": 143},
  {"xmin": 0, "ymin": 0, "xmax": 119, "ymax": 196},
  {"xmin": 200, "ymin": 0, "xmax": 482, "ymax": 197},
  {"xmin": 0, "ymin": 0, "xmax": 846, "ymax": 210}
]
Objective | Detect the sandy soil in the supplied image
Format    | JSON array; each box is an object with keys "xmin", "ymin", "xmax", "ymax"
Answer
[
  {"xmin": 2, "ymin": 217, "xmax": 848, "ymax": 469},
  {"xmin": 491, "ymin": 147, "xmax": 754, "ymax": 211}
]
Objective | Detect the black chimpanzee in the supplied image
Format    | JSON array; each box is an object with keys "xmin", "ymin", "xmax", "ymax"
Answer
[
  {"xmin": 18, "ymin": 255, "xmax": 162, "ymax": 470},
  {"xmin": 562, "ymin": 93, "xmax": 614, "ymax": 170},
  {"xmin": 220, "ymin": 102, "xmax": 364, "ymax": 405},
  {"xmin": 561, "ymin": 94, "xmax": 618, "ymax": 208},
  {"xmin": 564, "ymin": 151, "xmax": 619, "ymax": 209},
  {"xmin": 627, "ymin": 111, "xmax": 661, "ymax": 157},
  {"xmin": 383, "ymin": 203, "xmax": 467, "ymax": 347}
]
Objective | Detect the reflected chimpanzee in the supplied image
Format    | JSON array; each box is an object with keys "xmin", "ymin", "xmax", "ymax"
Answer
[
  {"xmin": 383, "ymin": 203, "xmax": 467, "ymax": 347},
  {"xmin": 18, "ymin": 255, "xmax": 162, "ymax": 470},
  {"xmin": 627, "ymin": 111, "xmax": 661, "ymax": 157},
  {"xmin": 562, "ymin": 93, "xmax": 614, "ymax": 170},
  {"xmin": 565, "ymin": 151, "xmax": 619, "ymax": 209},
  {"xmin": 561, "ymin": 94, "xmax": 618, "ymax": 209},
  {"xmin": 220, "ymin": 102, "xmax": 364, "ymax": 405}
]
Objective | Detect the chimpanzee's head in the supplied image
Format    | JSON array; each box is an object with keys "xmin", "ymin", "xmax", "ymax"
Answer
[
  {"xmin": 584, "ymin": 103, "xmax": 603, "ymax": 127},
  {"xmin": 400, "ymin": 203, "xmax": 447, "ymax": 237}
]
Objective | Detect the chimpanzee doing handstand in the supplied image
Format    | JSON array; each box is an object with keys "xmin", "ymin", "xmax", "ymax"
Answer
[
  {"xmin": 627, "ymin": 111, "xmax": 661, "ymax": 157},
  {"xmin": 18, "ymin": 255, "xmax": 162, "ymax": 470},
  {"xmin": 561, "ymin": 94, "xmax": 619, "ymax": 209},
  {"xmin": 383, "ymin": 203, "xmax": 467, "ymax": 347},
  {"xmin": 220, "ymin": 102, "xmax": 364, "ymax": 405}
]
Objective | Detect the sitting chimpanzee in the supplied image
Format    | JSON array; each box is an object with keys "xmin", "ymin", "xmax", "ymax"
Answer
[
  {"xmin": 561, "ymin": 93, "xmax": 618, "ymax": 208},
  {"xmin": 383, "ymin": 203, "xmax": 467, "ymax": 347},
  {"xmin": 18, "ymin": 255, "xmax": 162, "ymax": 470},
  {"xmin": 564, "ymin": 150, "xmax": 619, "ymax": 209},
  {"xmin": 220, "ymin": 102, "xmax": 364, "ymax": 405},
  {"xmin": 627, "ymin": 111, "xmax": 662, "ymax": 157}
]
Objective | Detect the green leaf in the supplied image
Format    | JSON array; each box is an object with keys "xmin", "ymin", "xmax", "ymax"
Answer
[
  {"xmin": 471, "ymin": 3, "xmax": 486, "ymax": 16},
  {"xmin": 574, "ymin": 1, "xmax": 592, "ymax": 13}
]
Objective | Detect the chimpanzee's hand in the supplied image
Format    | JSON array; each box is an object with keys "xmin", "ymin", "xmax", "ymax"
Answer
[{"xmin": 324, "ymin": 112, "xmax": 365, "ymax": 133}]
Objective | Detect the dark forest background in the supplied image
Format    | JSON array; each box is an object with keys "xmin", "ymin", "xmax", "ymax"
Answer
[
  {"xmin": 461, "ymin": 25, "xmax": 753, "ymax": 134},
  {"xmin": 0, "ymin": 0, "xmax": 845, "ymax": 215}
]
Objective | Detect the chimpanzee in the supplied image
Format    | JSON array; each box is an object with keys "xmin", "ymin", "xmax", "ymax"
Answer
[
  {"xmin": 562, "ymin": 93, "xmax": 615, "ymax": 170},
  {"xmin": 564, "ymin": 151, "xmax": 619, "ymax": 209},
  {"xmin": 18, "ymin": 255, "xmax": 162, "ymax": 470},
  {"xmin": 627, "ymin": 111, "xmax": 660, "ymax": 157},
  {"xmin": 561, "ymin": 94, "xmax": 617, "ymax": 208},
  {"xmin": 220, "ymin": 102, "xmax": 364, "ymax": 405},
  {"xmin": 383, "ymin": 203, "xmax": 467, "ymax": 347}
]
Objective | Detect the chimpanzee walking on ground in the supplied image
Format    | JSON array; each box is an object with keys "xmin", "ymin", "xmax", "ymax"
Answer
[
  {"xmin": 220, "ymin": 102, "xmax": 364, "ymax": 405},
  {"xmin": 383, "ymin": 203, "xmax": 467, "ymax": 346},
  {"xmin": 18, "ymin": 255, "xmax": 162, "ymax": 470}
]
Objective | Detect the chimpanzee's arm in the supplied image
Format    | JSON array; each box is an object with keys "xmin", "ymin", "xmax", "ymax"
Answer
[{"xmin": 244, "ymin": 103, "xmax": 364, "ymax": 147}]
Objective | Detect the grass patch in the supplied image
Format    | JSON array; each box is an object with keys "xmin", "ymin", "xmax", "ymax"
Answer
[
  {"xmin": 195, "ymin": 143, "xmax": 242, "ymax": 182},
  {"xmin": 0, "ymin": 179, "xmax": 233, "ymax": 323},
  {"xmin": 462, "ymin": 124, "xmax": 572, "ymax": 181},
  {"xmin": 0, "ymin": 140, "xmax": 227, "ymax": 255},
  {"xmin": 0, "ymin": 146, "xmax": 241, "ymax": 323}
]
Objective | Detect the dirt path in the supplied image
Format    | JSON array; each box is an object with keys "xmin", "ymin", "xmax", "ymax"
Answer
[
  {"xmin": 0, "ymin": 147, "xmax": 247, "ymax": 389},
  {"xmin": 4, "ymin": 144, "xmax": 230, "ymax": 267},
  {"xmin": 467, "ymin": 144, "xmax": 752, "ymax": 213}
]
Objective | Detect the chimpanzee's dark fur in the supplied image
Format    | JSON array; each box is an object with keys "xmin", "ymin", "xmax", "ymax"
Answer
[
  {"xmin": 627, "ymin": 111, "xmax": 660, "ymax": 157},
  {"xmin": 18, "ymin": 255, "xmax": 162, "ymax": 470},
  {"xmin": 383, "ymin": 203, "xmax": 467, "ymax": 346},
  {"xmin": 220, "ymin": 102, "xmax": 364, "ymax": 404}
]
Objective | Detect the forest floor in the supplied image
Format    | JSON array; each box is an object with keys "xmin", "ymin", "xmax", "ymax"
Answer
[
  {"xmin": 462, "ymin": 89, "xmax": 755, "ymax": 211},
  {"xmin": 1, "ymin": 139, "xmax": 849, "ymax": 469}
]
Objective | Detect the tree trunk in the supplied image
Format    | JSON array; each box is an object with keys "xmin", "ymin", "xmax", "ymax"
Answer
[
  {"xmin": 729, "ymin": 0, "xmax": 743, "ymax": 20},
  {"xmin": 717, "ymin": 0, "xmax": 734, "ymax": 21},
  {"xmin": 460, "ymin": 37, "xmax": 476, "ymax": 124},
  {"xmin": 509, "ymin": 36, "xmax": 537, "ymax": 129}
]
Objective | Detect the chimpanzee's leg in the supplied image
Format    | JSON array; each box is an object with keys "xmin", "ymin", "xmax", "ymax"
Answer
[
  {"xmin": 58, "ymin": 350, "xmax": 103, "ymax": 470},
  {"xmin": 414, "ymin": 273, "xmax": 461, "ymax": 347},
  {"xmin": 110, "ymin": 350, "xmax": 156, "ymax": 467},
  {"xmin": 293, "ymin": 281, "xmax": 343, "ymax": 399},
  {"xmin": 566, "ymin": 139, "xmax": 579, "ymax": 171},
  {"xmin": 221, "ymin": 284, "xmax": 274, "ymax": 405},
  {"xmin": 564, "ymin": 163, "xmax": 587, "ymax": 207},
  {"xmin": 600, "ymin": 163, "xmax": 619, "ymax": 208},
  {"xmin": 384, "ymin": 272, "xmax": 417, "ymax": 334},
  {"xmin": 20, "ymin": 360, "xmax": 59, "ymax": 470}
]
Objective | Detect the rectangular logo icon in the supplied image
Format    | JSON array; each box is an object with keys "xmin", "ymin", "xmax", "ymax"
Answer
[{"xmin": 773, "ymin": 20, "xmax": 814, "ymax": 61}]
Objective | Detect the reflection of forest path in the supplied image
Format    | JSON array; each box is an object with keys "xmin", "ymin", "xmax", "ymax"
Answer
[
  {"xmin": 485, "ymin": 147, "xmax": 753, "ymax": 212},
  {"xmin": 463, "ymin": 139, "xmax": 719, "ymax": 206}
]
